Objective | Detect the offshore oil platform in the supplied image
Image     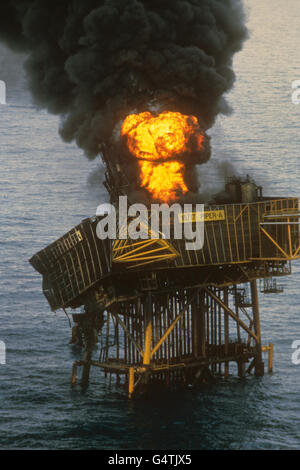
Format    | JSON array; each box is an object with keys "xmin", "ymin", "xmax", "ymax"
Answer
[{"xmin": 30, "ymin": 113, "xmax": 300, "ymax": 398}]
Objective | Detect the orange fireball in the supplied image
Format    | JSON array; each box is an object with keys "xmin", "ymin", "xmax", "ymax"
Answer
[{"xmin": 121, "ymin": 111, "xmax": 204, "ymax": 202}]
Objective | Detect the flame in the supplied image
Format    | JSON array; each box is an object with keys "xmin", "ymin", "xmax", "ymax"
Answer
[{"xmin": 121, "ymin": 111, "xmax": 204, "ymax": 202}]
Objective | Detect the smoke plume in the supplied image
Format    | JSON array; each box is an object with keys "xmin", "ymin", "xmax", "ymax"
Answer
[{"xmin": 0, "ymin": 0, "xmax": 247, "ymax": 196}]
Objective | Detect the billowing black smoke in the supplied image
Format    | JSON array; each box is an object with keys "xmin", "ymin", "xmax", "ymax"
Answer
[{"xmin": 0, "ymin": 0, "xmax": 247, "ymax": 197}]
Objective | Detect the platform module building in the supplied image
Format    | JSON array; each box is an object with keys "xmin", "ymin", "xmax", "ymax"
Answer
[{"xmin": 30, "ymin": 159, "xmax": 300, "ymax": 397}]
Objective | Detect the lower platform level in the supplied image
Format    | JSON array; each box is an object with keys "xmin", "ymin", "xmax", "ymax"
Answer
[
  {"xmin": 70, "ymin": 280, "xmax": 274, "ymax": 397},
  {"xmin": 72, "ymin": 346, "xmax": 273, "ymax": 398}
]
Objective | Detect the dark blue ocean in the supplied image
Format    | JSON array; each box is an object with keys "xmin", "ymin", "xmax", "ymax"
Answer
[{"xmin": 0, "ymin": 0, "xmax": 299, "ymax": 450}]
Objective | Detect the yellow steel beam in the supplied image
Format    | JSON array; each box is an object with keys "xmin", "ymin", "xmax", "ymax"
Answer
[
  {"xmin": 112, "ymin": 240, "xmax": 121, "ymax": 251},
  {"xmin": 143, "ymin": 321, "xmax": 152, "ymax": 366},
  {"xmin": 157, "ymin": 238, "xmax": 180, "ymax": 256},
  {"xmin": 287, "ymin": 218, "xmax": 293, "ymax": 257},
  {"xmin": 128, "ymin": 367, "xmax": 135, "ymax": 398},
  {"xmin": 225, "ymin": 205, "xmax": 233, "ymax": 261},
  {"xmin": 126, "ymin": 245, "xmax": 172, "ymax": 258},
  {"xmin": 113, "ymin": 238, "xmax": 156, "ymax": 252},
  {"xmin": 262, "ymin": 343, "xmax": 274, "ymax": 373},
  {"xmin": 114, "ymin": 239, "xmax": 158, "ymax": 260},
  {"xmin": 126, "ymin": 254, "xmax": 178, "ymax": 269},
  {"xmin": 233, "ymin": 205, "xmax": 240, "ymax": 261},
  {"xmin": 114, "ymin": 240, "xmax": 178, "ymax": 263},
  {"xmin": 113, "ymin": 236, "xmax": 177, "ymax": 254},
  {"xmin": 114, "ymin": 251, "xmax": 177, "ymax": 263},
  {"xmin": 260, "ymin": 226, "xmax": 289, "ymax": 258},
  {"xmin": 294, "ymin": 243, "xmax": 300, "ymax": 257},
  {"xmin": 248, "ymin": 205, "xmax": 253, "ymax": 259},
  {"xmin": 260, "ymin": 222, "xmax": 300, "ymax": 259},
  {"xmin": 234, "ymin": 204, "xmax": 248, "ymax": 223}
]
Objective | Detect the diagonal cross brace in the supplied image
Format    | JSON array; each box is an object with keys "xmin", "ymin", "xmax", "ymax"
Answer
[
  {"xmin": 204, "ymin": 287, "xmax": 258, "ymax": 342},
  {"xmin": 150, "ymin": 290, "xmax": 199, "ymax": 358},
  {"xmin": 111, "ymin": 312, "xmax": 144, "ymax": 358}
]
